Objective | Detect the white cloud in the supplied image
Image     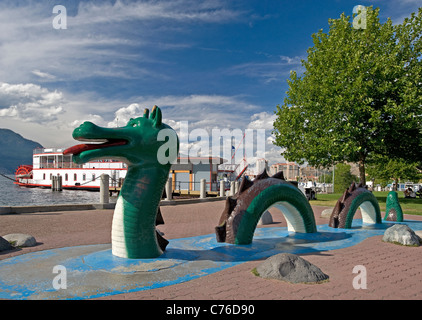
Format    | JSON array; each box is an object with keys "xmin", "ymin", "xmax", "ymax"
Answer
[
  {"xmin": 0, "ymin": 82, "xmax": 64, "ymax": 123},
  {"xmin": 0, "ymin": 1, "xmax": 286, "ymax": 165},
  {"xmin": 105, "ymin": 95, "xmax": 259, "ymax": 130},
  {"xmin": 227, "ymin": 55, "xmax": 304, "ymax": 83},
  {"xmin": 0, "ymin": 81, "xmax": 126, "ymax": 147},
  {"xmin": 245, "ymin": 111, "xmax": 284, "ymax": 165},
  {"xmin": 74, "ymin": 0, "xmax": 242, "ymax": 25},
  {"xmin": 31, "ymin": 70, "xmax": 56, "ymax": 80},
  {"xmin": 0, "ymin": 82, "xmax": 284, "ymax": 165},
  {"xmin": 70, "ymin": 114, "xmax": 107, "ymax": 128},
  {"xmin": 74, "ymin": 96, "xmax": 284, "ymax": 164},
  {"xmin": 0, "ymin": 0, "xmax": 244, "ymax": 84},
  {"xmin": 247, "ymin": 111, "xmax": 277, "ymax": 130},
  {"xmin": 106, "ymin": 103, "xmax": 144, "ymax": 128},
  {"xmin": 361, "ymin": 0, "xmax": 421, "ymax": 24}
]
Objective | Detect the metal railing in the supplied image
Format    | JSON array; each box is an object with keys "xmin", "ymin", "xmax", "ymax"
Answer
[
  {"xmin": 37, "ymin": 162, "xmax": 127, "ymax": 169},
  {"xmin": 33, "ymin": 148, "xmax": 65, "ymax": 154},
  {"xmin": 38, "ymin": 162, "xmax": 84, "ymax": 169},
  {"xmin": 173, "ymin": 181, "xmax": 219, "ymax": 193}
]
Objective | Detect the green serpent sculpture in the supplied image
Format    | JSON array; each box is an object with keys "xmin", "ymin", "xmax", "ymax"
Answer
[
  {"xmin": 64, "ymin": 106, "xmax": 179, "ymax": 259},
  {"xmin": 384, "ymin": 191, "xmax": 404, "ymax": 222},
  {"xmin": 329, "ymin": 182, "xmax": 381, "ymax": 229},
  {"xmin": 63, "ymin": 106, "xmax": 385, "ymax": 258},
  {"xmin": 215, "ymin": 170, "xmax": 317, "ymax": 244}
]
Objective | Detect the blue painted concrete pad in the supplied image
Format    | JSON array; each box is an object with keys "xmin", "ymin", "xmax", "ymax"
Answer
[{"xmin": 1, "ymin": 220, "xmax": 422, "ymax": 300}]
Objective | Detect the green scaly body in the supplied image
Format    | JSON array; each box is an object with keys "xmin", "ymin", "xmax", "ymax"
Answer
[{"xmin": 65, "ymin": 106, "xmax": 178, "ymax": 259}]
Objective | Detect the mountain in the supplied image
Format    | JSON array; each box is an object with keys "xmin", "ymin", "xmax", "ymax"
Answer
[{"xmin": 0, "ymin": 129, "xmax": 43, "ymax": 174}]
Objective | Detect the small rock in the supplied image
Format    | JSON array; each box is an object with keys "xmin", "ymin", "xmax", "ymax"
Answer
[
  {"xmin": 3, "ymin": 234, "xmax": 37, "ymax": 247},
  {"xmin": 255, "ymin": 253, "xmax": 329, "ymax": 284},
  {"xmin": 321, "ymin": 208, "xmax": 333, "ymax": 219},
  {"xmin": 382, "ymin": 224, "xmax": 421, "ymax": 247},
  {"xmin": 258, "ymin": 210, "xmax": 273, "ymax": 225},
  {"xmin": 0, "ymin": 236, "xmax": 13, "ymax": 252}
]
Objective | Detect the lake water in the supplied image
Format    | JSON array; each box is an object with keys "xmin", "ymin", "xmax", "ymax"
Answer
[{"xmin": 0, "ymin": 174, "xmax": 116, "ymax": 207}]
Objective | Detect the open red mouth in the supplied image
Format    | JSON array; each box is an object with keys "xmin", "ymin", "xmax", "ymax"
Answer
[{"xmin": 63, "ymin": 139, "xmax": 127, "ymax": 156}]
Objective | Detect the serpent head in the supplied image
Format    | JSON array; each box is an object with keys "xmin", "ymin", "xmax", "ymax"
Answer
[{"xmin": 64, "ymin": 106, "xmax": 178, "ymax": 167}]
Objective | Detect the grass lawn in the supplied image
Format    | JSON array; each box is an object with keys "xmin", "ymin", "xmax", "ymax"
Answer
[{"xmin": 311, "ymin": 191, "xmax": 422, "ymax": 216}]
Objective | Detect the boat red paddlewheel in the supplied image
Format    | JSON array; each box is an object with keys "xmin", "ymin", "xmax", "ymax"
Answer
[{"xmin": 14, "ymin": 165, "xmax": 33, "ymax": 181}]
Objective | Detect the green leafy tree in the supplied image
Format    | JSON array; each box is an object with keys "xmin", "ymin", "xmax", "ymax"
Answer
[
  {"xmin": 273, "ymin": 7, "xmax": 422, "ymax": 185},
  {"xmin": 318, "ymin": 173, "xmax": 333, "ymax": 184},
  {"xmin": 334, "ymin": 163, "xmax": 358, "ymax": 193},
  {"xmin": 367, "ymin": 156, "xmax": 422, "ymax": 190}
]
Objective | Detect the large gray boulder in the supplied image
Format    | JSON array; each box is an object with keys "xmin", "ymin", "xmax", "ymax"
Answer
[
  {"xmin": 255, "ymin": 253, "xmax": 329, "ymax": 284},
  {"xmin": 3, "ymin": 234, "xmax": 37, "ymax": 247},
  {"xmin": 0, "ymin": 236, "xmax": 13, "ymax": 252},
  {"xmin": 382, "ymin": 224, "xmax": 421, "ymax": 247}
]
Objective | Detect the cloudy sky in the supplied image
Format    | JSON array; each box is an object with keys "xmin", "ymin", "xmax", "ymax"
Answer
[{"xmin": 0, "ymin": 0, "xmax": 420, "ymax": 166}]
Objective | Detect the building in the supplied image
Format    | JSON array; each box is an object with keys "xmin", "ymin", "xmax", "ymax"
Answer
[
  {"xmin": 254, "ymin": 158, "xmax": 268, "ymax": 176},
  {"xmin": 269, "ymin": 162, "xmax": 300, "ymax": 181},
  {"xmin": 269, "ymin": 162, "xmax": 333, "ymax": 183},
  {"xmin": 299, "ymin": 166, "xmax": 319, "ymax": 182},
  {"xmin": 171, "ymin": 156, "xmax": 225, "ymax": 192}
]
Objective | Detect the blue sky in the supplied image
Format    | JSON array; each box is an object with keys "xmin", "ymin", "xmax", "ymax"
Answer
[{"xmin": 0, "ymin": 0, "xmax": 420, "ymax": 165}]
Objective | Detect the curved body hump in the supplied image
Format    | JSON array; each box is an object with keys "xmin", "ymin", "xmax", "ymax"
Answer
[
  {"xmin": 329, "ymin": 182, "xmax": 381, "ymax": 229},
  {"xmin": 216, "ymin": 170, "xmax": 317, "ymax": 245},
  {"xmin": 384, "ymin": 191, "xmax": 403, "ymax": 222}
]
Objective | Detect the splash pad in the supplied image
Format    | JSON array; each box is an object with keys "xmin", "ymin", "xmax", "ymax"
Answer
[{"xmin": 2, "ymin": 218, "xmax": 422, "ymax": 300}]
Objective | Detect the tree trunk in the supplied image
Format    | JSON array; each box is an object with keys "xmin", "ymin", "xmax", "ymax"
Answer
[{"xmin": 358, "ymin": 157, "xmax": 366, "ymax": 186}]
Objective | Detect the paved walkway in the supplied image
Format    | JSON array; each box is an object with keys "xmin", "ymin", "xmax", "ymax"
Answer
[{"xmin": 1, "ymin": 200, "xmax": 422, "ymax": 300}]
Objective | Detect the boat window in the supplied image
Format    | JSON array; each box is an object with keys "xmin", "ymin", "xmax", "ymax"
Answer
[
  {"xmin": 63, "ymin": 155, "xmax": 72, "ymax": 168},
  {"xmin": 74, "ymin": 173, "xmax": 77, "ymax": 181}
]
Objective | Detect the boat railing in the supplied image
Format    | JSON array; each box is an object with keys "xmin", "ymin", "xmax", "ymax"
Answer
[
  {"xmin": 38, "ymin": 162, "xmax": 84, "ymax": 169},
  {"xmin": 33, "ymin": 148, "xmax": 66, "ymax": 154},
  {"xmin": 37, "ymin": 162, "xmax": 127, "ymax": 169}
]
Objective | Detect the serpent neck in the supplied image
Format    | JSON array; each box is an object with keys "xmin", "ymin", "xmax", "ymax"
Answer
[
  {"xmin": 111, "ymin": 163, "xmax": 170, "ymax": 259},
  {"xmin": 120, "ymin": 164, "xmax": 169, "ymax": 208}
]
